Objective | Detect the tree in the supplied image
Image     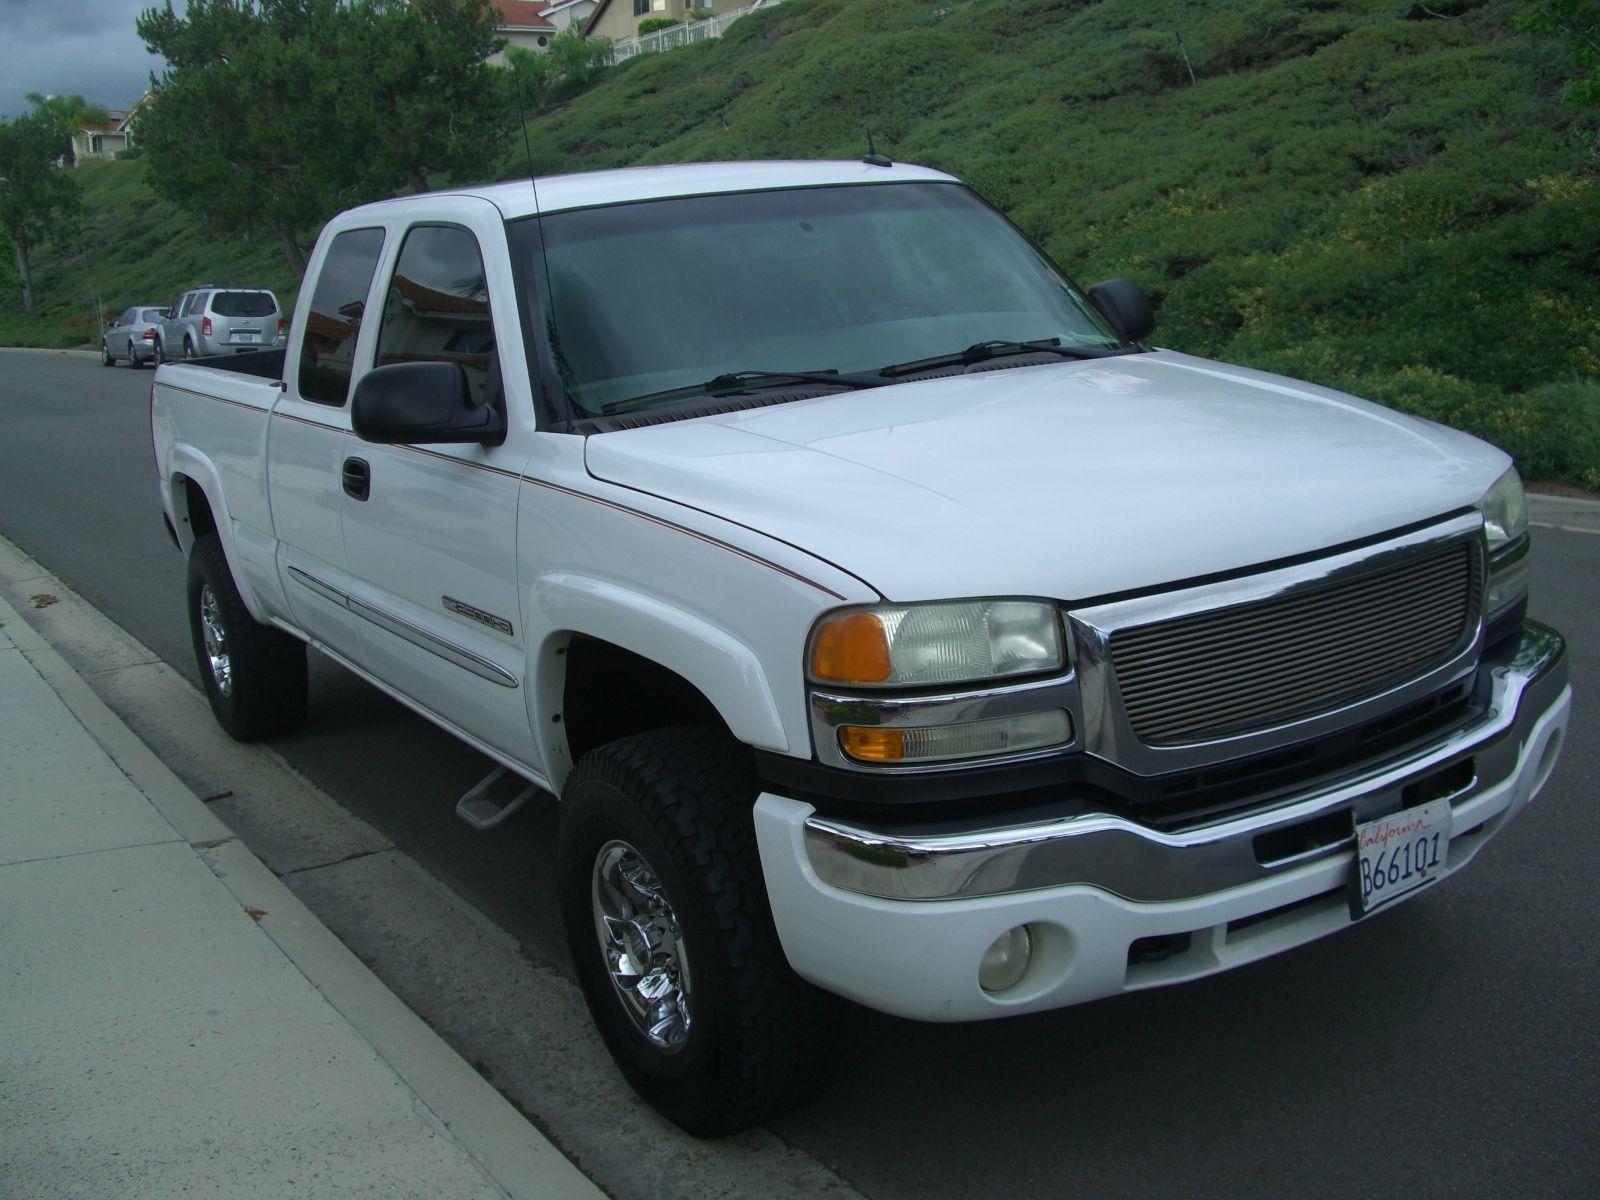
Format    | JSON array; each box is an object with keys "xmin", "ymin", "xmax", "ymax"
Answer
[
  {"xmin": 506, "ymin": 30, "xmax": 614, "ymax": 114},
  {"xmin": 22, "ymin": 93, "xmax": 109, "ymax": 162},
  {"xmin": 353, "ymin": 0, "xmax": 515, "ymax": 194},
  {"xmin": 136, "ymin": 0, "xmax": 368, "ymax": 274},
  {"xmin": 0, "ymin": 102, "xmax": 85, "ymax": 310},
  {"xmin": 135, "ymin": 0, "xmax": 516, "ymax": 274}
]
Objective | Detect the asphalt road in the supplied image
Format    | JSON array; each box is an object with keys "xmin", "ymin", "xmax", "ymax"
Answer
[{"xmin": 3, "ymin": 349, "xmax": 1596, "ymax": 1198}]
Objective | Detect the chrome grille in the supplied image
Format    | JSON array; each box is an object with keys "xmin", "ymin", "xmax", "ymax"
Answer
[{"xmin": 1109, "ymin": 540, "xmax": 1482, "ymax": 746}]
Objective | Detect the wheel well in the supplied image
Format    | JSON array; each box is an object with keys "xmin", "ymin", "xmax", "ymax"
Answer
[
  {"xmin": 561, "ymin": 635, "xmax": 730, "ymax": 766},
  {"xmin": 179, "ymin": 476, "xmax": 217, "ymax": 546}
]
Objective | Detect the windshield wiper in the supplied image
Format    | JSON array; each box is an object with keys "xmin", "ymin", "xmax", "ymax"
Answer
[
  {"xmin": 875, "ymin": 338, "xmax": 1127, "ymax": 378},
  {"xmin": 601, "ymin": 369, "xmax": 878, "ymax": 416}
]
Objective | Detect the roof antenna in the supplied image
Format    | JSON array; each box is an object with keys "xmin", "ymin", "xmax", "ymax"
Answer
[{"xmin": 863, "ymin": 130, "xmax": 892, "ymax": 168}]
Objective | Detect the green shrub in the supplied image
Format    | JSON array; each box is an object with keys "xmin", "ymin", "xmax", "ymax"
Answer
[{"xmin": 637, "ymin": 18, "xmax": 683, "ymax": 36}]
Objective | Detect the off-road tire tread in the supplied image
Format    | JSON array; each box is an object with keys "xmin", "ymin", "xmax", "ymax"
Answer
[
  {"xmin": 561, "ymin": 726, "xmax": 839, "ymax": 1136},
  {"xmin": 187, "ymin": 533, "xmax": 308, "ymax": 740}
]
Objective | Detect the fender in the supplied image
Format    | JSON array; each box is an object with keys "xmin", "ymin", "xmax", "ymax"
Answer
[
  {"xmin": 166, "ymin": 444, "xmax": 280, "ymax": 626},
  {"xmin": 532, "ymin": 571, "xmax": 789, "ymax": 759}
]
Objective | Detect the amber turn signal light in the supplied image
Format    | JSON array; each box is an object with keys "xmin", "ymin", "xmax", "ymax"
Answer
[
  {"xmin": 809, "ymin": 610, "xmax": 893, "ymax": 685},
  {"xmin": 838, "ymin": 726, "xmax": 905, "ymax": 762}
]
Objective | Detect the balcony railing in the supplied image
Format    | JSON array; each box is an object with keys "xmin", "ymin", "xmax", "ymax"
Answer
[{"xmin": 609, "ymin": 0, "xmax": 789, "ymax": 63}]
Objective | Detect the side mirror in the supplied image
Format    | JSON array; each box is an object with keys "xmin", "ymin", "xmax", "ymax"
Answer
[
  {"xmin": 351, "ymin": 361, "xmax": 506, "ymax": 446},
  {"xmin": 1087, "ymin": 278, "xmax": 1155, "ymax": 343}
]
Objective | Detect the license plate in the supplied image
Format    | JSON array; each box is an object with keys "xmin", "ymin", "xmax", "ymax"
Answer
[
  {"xmin": 233, "ymin": 332, "xmax": 259, "ymax": 343},
  {"xmin": 1349, "ymin": 799, "xmax": 1452, "ymax": 917}
]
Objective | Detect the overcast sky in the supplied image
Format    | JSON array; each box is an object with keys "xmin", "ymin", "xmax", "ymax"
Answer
[{"xmin": 1, "ymin": 0, "xmax": 167, "ymax": 119}]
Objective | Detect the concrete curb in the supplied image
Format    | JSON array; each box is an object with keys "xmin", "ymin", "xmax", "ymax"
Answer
[
  {"xmin": 0, "ymin": 345, "xmax": 97, "ymax": 357},
  {"xmin": 1528, "ymin": 491, "xmax": 1600, "ymax": 535},
  {"xmin": 0, "ymin": 591, "xmax": 604, "ymax": 1200}
]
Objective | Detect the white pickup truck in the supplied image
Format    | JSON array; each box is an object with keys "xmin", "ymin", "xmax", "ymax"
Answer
[{"xmin": 151, "ymin": 160, "xmax": 1571, "ymax": 1136}]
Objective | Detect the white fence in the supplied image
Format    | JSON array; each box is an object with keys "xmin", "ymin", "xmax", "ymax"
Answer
[{"xmin": 609, "ymin": 0, "xmax": 790, "ymax": 63}]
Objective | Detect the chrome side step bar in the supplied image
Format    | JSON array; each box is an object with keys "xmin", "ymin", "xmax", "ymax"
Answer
[{"xmin": 455, "ymin": 766, "xmax": 539, "ymax": 831}]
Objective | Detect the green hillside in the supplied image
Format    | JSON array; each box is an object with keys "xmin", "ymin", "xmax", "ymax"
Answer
[
  {"xmin": 0, "ymin": 157, "xmax": 299, "ymax": 351},
  {"xmin": 4, "ymin": 0, "xmax": 1597, "ymax": 486},
  {"xmin": 512, "ymin": 0, "xmax": 1600, "ymax": 488}
]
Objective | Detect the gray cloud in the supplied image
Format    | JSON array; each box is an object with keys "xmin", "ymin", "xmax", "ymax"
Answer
[{"xmin": 1, "ymin": 0, "xmax": 168, "ymax": 119}]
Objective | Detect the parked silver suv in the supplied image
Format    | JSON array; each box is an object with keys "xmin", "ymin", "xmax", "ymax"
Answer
[{"xmin": 157, "ymin": 286, "xmax": 286, "ymax": 360}]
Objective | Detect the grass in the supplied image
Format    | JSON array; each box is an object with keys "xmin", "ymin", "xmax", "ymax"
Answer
[{"xmin": 4, "ymin": 0, "xmax": 1597, "ymax": 488}]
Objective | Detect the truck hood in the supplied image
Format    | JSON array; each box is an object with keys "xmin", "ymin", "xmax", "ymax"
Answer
[{"xmin": 582, "ymin": 350, "xmax": 1508, "ymax": 602}]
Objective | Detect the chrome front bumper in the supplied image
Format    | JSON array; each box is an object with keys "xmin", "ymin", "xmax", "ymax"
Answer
[
  {"xmin": 803, "ymin": 620, "xmax": 1567, "ymax": 903},
  {"xmin": 754, "ymin": 620, "xmax": 1570, "ymax": 1022}
]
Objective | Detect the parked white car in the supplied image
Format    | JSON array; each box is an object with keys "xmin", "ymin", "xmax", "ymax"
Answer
[{"xmin": 149, "ymin": 160, "xmax": 1571, "ymax": 1136}]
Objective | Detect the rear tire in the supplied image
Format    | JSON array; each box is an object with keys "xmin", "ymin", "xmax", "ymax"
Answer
[
  {"xmin": 186, "ymin": 533, "xmax": 308, "ymax": 741},
  {"xmin": 127, "ymin": 344, "xmax": 143, "ymax": 368},
  {"xmin": 183, "ymin": 337, "xmax": 196, "ymax": 360},
  {"xmin": 559, "ymin": 727, "xmax": 840, "ymax": 1137},
  {"xmin": 153, "ymin": 339, "xmax": 165, "ymax": 366}
]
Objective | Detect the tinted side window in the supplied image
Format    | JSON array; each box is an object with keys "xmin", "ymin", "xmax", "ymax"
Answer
[
  {"xmin": 297, "ymin": 227, "xmax": 386, "ymax": 406},
  {"xmin": 116, "ymin": 309, "xmax": 134, "ymax": 326},
  {"xmin": 375, "ymin": 225, "xmax": 500, "ymax": 406}
]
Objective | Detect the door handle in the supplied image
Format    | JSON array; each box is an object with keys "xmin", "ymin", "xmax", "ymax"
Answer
[{"xmin": 342, "ymin": 457, "xmax": 370, "ymax": 501}]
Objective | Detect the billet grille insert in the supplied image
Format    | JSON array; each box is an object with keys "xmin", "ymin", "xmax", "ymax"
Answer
[{"xmin": 1108, "ymin": 540, "xmax": 1482, "ymax": 746}]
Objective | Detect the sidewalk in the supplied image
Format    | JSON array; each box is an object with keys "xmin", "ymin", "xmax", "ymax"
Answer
[{"xmin": 0, "ymin": 595, "xmax": 602, "ymax": 1200}]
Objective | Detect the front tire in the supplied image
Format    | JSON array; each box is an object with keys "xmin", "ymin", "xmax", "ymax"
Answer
[
  {"xmin": 101, "ymin": 341, "xmax": 114, "ymax": 367},
  {"xmin": 559, "ymin": 727, "xmax": 839, "ymax": 1137},
  {"xmin": 186, "ymin": 533, "xmax": 308, "ymax": 740},
  {"xmin": 153, "ymin": 339, "xmax": 165, "ymax": 366}
]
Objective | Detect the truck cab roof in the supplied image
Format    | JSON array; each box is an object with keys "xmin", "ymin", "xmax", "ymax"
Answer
[{"xmin": 345, "ymin": 159, "xmax": 960, "ymax": 221}]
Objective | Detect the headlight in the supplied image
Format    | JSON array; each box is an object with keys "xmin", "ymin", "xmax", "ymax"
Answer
[
  {"xmin": 808, "ymin": 600, "xmax": 1065, "ymax": 688},
  {"xmin": 1479, "ymin": 467, "xmax": 1528, "ymax": 555}
]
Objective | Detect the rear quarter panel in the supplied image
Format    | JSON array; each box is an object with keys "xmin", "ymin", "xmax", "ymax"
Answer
[{"xmin": 152, "ymin": 362, "xmax": 285, "ymax": 620}]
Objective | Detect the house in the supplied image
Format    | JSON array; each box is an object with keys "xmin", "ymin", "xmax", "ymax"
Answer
[
  {"xmin": 543, "ymin": 0, "xmax": 601, "ymax": 33},
  {"xmin": 489, "ymin": 0, "xmax": 558, "ymax": 61},
  {"xmin": 582, "ymin": 0, "xmax": 742, "ymax": 43},
  {"xmin": 70, "ymin": 103, "xmax": 136, "ymax": 165}
]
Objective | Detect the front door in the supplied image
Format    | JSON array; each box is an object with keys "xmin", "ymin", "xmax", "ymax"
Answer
[{"xmin": 339, "ymin": 206, "xmax": 537, "ymax": 768}]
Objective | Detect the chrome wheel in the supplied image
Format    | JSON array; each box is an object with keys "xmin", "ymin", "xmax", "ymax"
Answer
[
  {"xmin": 591, "ymin": 839, "xmax": 691, "ymax": 1053},
  {"xmin": 199, "ymin": 584, "xmax": 232, "ymax": 696},
  {"xmin": 100, "ymin": 341, "xmax": 112, "ymax": 365}
]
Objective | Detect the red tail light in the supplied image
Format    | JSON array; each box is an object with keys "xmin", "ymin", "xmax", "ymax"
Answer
[
  {"xmin": 142, "ymin": 327, "xmax": 156, "ymax": 341},
  {"xmin": 277, "ymin": 318, "xmax": 286, "ymax": 337},
  {"xmin": 201, "ymin": 316, "xmax": 212, "ymax": 335}
]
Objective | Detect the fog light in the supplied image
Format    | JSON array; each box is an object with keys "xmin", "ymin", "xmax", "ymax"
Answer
[
  {"xmin": 839, "ymin": 710, "xmax": 1072, "ymax": 765},
  {"xmin": 979, "ymin": 925, "xmax": 1033, "ymax": 993}
]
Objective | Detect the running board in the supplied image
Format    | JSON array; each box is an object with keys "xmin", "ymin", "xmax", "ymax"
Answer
[{"xmin": 455, "ymin": 766, "xmax": 538, "ymax": 831}]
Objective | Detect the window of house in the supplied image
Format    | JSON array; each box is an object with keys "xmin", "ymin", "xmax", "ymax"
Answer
[
  {"xmin": 296, "ymin": 227, "xmax": 386, "ymax": 406},
  {"xmin": 633, "ymin": 0, "xmax": 650, "ymax": 15},
  {"xmin": 374, "ymin": 225, "xmax": 500, "ymax": 408}
]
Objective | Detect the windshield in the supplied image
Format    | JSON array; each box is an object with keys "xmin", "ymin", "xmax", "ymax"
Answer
[{"xmin": 513, "ymin": 182, "xmax": 1122, "ymax": 417}]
